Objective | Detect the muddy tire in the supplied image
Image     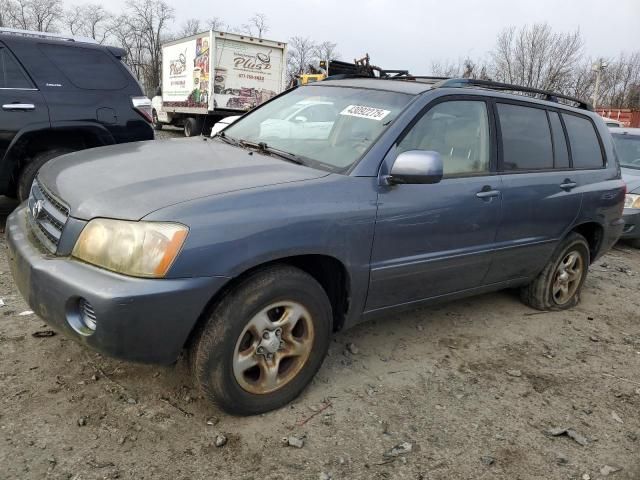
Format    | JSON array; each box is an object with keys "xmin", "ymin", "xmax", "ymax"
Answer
[
  {"xmin": 520, "ymin": 232, "xmax": 590, "ymax": 311},
  {"xmin": 17, "ymin": 149, "xmax": 74, "ymax": 201},
  {"xmin": 189, "ymin": 265, "xmax": 332, "ymax": 415}
]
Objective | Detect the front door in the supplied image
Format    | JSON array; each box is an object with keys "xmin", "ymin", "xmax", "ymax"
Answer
[
  {"xmin": 366, "ymin": 98, "xmax": 501, "ymax": 311},
  {"xmin": 0, "ymin": 44, "xmax": 49, "ymax": 165}
]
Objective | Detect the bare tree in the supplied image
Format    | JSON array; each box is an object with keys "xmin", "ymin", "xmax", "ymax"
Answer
[
  {"xmin": 111, "ymin": 0, "xmax": 173, "ymax": 95},
  {"xmin": 207, "ymin": 16, "xmax": 226, "ymax": 32},
  {"xmin": 66, "ymin": 4, "xmax": 113, "ymax": 43},
  {"xmin": 287, "ymin": 36, "xmax": 316, "ymax": 82},
  {"xmin": 599, "ymin": 52, "xmax": 640, "ymax": 108},
  {"xmin": 178, "ymin": 18, "xmax": 201, "ymax": 37},
  {"xmin": 490, "ymin": 23, "xmax": 583, "ymax": 92},
  {"xmin": 3, "ymin": 0, "xmax": 63, "ymax": 32},
  {"xmin": 313, "ymin": 41, "xmax": 340, "ymax": 66},
  {"xmin": 0, "ymin": 0, "xmax": 12, "ymax": 27},
  {"xmin": 431, "ymin": 57, "xmax": 490, "ymax": 79},
  {"xmin": 247, "ymin": 13, "xmax": 269, "ymax": 39}
]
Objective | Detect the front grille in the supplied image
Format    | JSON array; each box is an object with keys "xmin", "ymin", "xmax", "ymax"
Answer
[{"xmin": 27, "ymin": 178, "xmax": 70, "ymax": 253}]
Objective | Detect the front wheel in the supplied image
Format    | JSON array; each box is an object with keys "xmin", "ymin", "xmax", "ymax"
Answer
[
  {"xmin": 189, "ymin": 265, "xmax": 332, "ymax": 415},
  {"xmin": 183, "ymin": 117, "xmax": 203, "ymax": 137},
  {"xmin": 520, "ymin": 232, "xmax": 590, "ymax": 311}
]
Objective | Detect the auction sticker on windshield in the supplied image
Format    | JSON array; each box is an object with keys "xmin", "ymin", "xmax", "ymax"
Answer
[{"xmin": 340, "ymin": 105, "xmax": 391, "ymax": 121}]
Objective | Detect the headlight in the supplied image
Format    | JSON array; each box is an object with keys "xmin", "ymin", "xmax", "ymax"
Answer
[
  {"xmin": 72, "ymin": 219, "xmax": 188, "ymax": 278},
  {"xmin": 625, "ymin": 193, "xmax": 640, "ymax": 209}
]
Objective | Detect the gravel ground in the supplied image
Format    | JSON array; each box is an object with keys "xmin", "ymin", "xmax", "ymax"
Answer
[
  {"xmin": 0, "ymin": 135, "xmax": 638, "ymax": 479},
  {"xmin": 154, "ymin": 126, "xmax": 186, "ymax": 140},
  {"xmin": 0, "ymin": 232, "xmax": 639, "ymax": 479}
]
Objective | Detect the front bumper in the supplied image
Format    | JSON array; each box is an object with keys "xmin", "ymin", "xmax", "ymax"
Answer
[
  {"xmin": 6, "ymin": 205, "xmax": 228, "ymax": 364},
  {"xmin": 620, "ymin": 208, "xmax": 640, "ymax": 240}
]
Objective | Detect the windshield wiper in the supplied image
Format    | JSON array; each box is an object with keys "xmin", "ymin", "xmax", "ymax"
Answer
[
  {"xmin": 213, "ymin": 132, "xmax": 240, "ymax": 146},
  {"xmin": 239, "ymin": 139, "xmax": 305, "ymax": 166}
]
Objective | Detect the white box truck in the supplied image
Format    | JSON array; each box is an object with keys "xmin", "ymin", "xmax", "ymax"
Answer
[{"xmin": 151, "ymin": 31, "xmax": 287, "ymax": 136}]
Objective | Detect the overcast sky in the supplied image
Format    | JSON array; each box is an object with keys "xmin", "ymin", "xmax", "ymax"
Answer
[{"xmin": 74, "ymin": 0, "xmax": 640, "ymax": 74}]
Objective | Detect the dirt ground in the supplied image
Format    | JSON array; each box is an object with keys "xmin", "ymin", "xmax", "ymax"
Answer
[
  {"xmin": 0, "ymin": 137, "xmax": 639, "ymax": 479},
  {"xmin": 1, "ymin": 234, "xmax": 639, "ymax": 480}
]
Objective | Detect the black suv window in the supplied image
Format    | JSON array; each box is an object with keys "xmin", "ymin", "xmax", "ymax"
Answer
[
  {"xmin": 498, "ymin": 103, "xmax": 553, "ymax": 171},
  {"xmin": 0, "ymin": 47, "xmax": 32, "ymax": 89},
  {"xmin": 398, "ymin": 100, "xmax": 491, "ymax": 176},
  {"xmin": 548, "ymin": 111, "xmax": 570, "ymax": 169},
  {"xmin": 39, "ymin": 44, "xmax": 128, "ymax": 90},
  {"xmin": 562, "ymin": 114, "xmax": 604, "ymax": 169}
]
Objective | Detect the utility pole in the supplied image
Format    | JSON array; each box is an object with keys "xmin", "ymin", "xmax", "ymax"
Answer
[{"xmin": 592, "ymin": 58, "xmax": 608, "ymax": 110}]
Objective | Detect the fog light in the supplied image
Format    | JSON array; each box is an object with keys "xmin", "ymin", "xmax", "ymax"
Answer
[{"xmin": 67, "ymin": 298, "xmax": 97, "ymax": 336}]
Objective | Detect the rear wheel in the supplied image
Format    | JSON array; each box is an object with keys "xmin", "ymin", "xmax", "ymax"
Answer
[
  {"xmin": 520, "ymin": 232, "xmax": 590, "ymax": 311},
  {"xmin": 152, "ymin": 110, "xmax": 163, "ymax": 130},
  {"xmin": 189, "ymin": 265, "xmax": 332, "ymax": 415},
  {"xmin": 17, "ymin": 148, "xmax": 74, "ymax": 201}
]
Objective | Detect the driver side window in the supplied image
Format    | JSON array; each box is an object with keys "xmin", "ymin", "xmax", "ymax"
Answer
[{"xmin": 398, "ymin": 100, "xmax": 491, "ymax": 176}]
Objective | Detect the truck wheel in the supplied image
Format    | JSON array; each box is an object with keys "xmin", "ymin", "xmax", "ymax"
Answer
[
  {"xmin": 184, "ymin": 117, "xmax": 203, "ymax": 137},
  {"xmin": 189, "ymin": 265, "xmax": 332, "ymax": 415},
  {"xmin": 520, "ymin": 232, "xmax": 590, "ymax": 311},
  {"xmin": 152, "ymin": 110, "xmax": 163, "ymax": 131},
  {"xmin": 17, "ymin": 149, "xmax": 74, "ymax": 201}
]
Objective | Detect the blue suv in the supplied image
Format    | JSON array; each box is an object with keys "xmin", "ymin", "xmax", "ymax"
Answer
[{"xmin": 7, "ymin": 77, "xmax": 625, "ymax": 415}]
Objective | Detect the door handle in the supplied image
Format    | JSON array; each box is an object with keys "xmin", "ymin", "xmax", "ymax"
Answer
[
  {"xmin": 476, "ymin": 187, "xmax": 501, "ymax": 199},
  {"xmin": 2, "ymin": 103, "xmax": 35, "ymax": 111},
  {"xmin": 560, "ymin": 179, "xmax": 578, "ymax": 191}
]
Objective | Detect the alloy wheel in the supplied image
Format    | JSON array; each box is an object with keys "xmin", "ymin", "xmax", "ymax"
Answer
[
  {"xmin": 552, "ymin": 250, "xmax": 584, "ymax": 305},
  {"xmin": 232, "ymin": 302, "xmax": 314, "ymax": 395}
]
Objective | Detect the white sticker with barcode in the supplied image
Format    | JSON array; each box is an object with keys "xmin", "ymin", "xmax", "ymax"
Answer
[{"xmin": 340, "ymin": 105, "xmax": 391, "ymax": 121}]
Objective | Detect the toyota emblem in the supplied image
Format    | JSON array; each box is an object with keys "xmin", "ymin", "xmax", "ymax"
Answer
[{"xmin": 31, "ymin": 199, "xmax": 45, "ymax": 219}]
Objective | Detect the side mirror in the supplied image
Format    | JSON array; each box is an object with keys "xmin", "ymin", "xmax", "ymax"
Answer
[
  {"xmin": 293, "ymin": 115, "xmax": 308, "ymax": 123},
  {"xmin": 389, "ymin": 150, "xmax": 443, "ymax": 184}
]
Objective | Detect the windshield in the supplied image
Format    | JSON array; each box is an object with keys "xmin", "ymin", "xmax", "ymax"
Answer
[
  {"xmin": 222, "ymin": 85, "xmax": 413, "ymax": 172},
  {"xmin": 612, "ymin": 133, "xmax": 640, "ymax": 169}
]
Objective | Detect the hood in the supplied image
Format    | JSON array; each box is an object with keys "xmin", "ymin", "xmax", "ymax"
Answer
[
  {"xmin": 39, "ymin": 138, "xmax": 329, "ymax": 220},
  {"xmin": 622, "ymin": 167, "xmax": 640, "ymax": 193}
]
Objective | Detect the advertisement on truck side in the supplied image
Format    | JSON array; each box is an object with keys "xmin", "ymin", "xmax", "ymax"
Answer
[
  {"xmin": 162, "ymin": 34, "xmax": 211, "ymax": 109},
  {"xmin": 212, "ymin": 38, "xmax": 283, "ymax": 111}
]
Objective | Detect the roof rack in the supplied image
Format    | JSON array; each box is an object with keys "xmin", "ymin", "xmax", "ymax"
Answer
[
  {"xmin": 0, "ymin": 27, "xmax": 98, "ymax": 45},
  {"xmin": 434, "ymin": 78, "xmax": 592, "ymax": 111}
]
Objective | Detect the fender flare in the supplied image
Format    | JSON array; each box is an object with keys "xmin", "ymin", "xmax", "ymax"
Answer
[{"xmin": 0, "ymin": 122, "xmax": 117, "ymax": 193}]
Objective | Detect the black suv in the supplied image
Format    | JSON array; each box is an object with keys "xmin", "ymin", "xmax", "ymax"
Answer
[{"xmin": 0, "ymin": 29, "xmax": 154, "ymax": 200}]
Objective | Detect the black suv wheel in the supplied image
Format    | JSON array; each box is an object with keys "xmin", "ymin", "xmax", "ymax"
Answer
[
  {"xmin": 17, "ymin": 149, "xmax": 74, "ymax": 201},
  {"xmin": 189, "ymin": 265, "xmax": 332, "ymax": 415}
]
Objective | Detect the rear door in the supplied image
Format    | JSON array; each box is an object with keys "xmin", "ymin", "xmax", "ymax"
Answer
[
  {"xmin": 484, "ymin": 102, "xmax": 582, "ymax": 283},
  {"xmin": 0, "ymin": 43, "xmax": 49, "ymax": 165}
]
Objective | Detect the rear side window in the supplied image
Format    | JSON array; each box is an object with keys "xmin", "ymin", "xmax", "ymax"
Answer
[
  {"xmin": 548, "ymin": 112, "xmax": 570, "ymax": 169},
  {"xmin": 0, "ymin": 47, "xmax": 32, "ymax": 89},
  {"xmin": 562, "ymin": 114, "xmax": 604, "ymax": 169},
  {"xmin": 39, "ymin": 44, "xmax": 128, "ymax": 90},
  {"xmin": 498, "ymin": 103, "xmax": 553, "ymax": 171}
]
